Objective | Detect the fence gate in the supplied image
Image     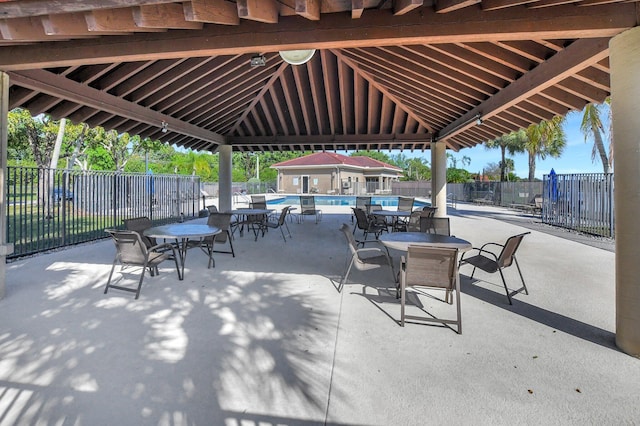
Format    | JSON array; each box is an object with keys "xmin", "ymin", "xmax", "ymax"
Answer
[{"xmin": 542, "ymin": 173, "xmax": 614, "ymax": 238}]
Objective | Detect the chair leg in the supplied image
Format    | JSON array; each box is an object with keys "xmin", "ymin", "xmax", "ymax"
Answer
[
  {"xmin": 133, "ymin": 262, "xmax": 149, "ymax": 300},
  {"xmin": 227, "ymin": 231, "xmax": 236, "ymax": 257},
  {"xmin": 400, "ymin": 278, "xmax": 406, "ymax": 327},
  {"xmin": 206, "ymin": 240, "xmax": 215, "ymax": 269},
  {"xmin": 283, "ymin": 220, "xmax": 292, "ymax": 238},
  {"xmin": 339, "ymin": 257, "xmax": 356, "ymax": 291},
  {"xmin": 104, "ymin": 259, "xmax": 118, "ymax": 294},
  {"xmin": 498, "ymin": 269, "xmax": 513, "ymax": 305},
  {"xmin": 173, "ymin": 253, "xmax": 183, "ymax": 280},
  {"xmin": 514, "ymin": 257, "xmax": 529, "ymax": 295},
  {"xmin": 454, "ymin": 272, "xmax": 462, "ymax": 334},
  {"xmin": 279, "ymin": 226, "xmax": 287, "ymax": 242}
]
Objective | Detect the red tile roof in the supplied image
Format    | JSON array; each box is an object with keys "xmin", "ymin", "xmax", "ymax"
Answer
[{"xmin": 271, "ymin": 152, "xmax": 401, "ymax": 171}]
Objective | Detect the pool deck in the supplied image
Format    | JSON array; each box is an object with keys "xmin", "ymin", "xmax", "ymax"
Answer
[{"xmin": 0, "ymin": 201, "xmax": 635, "ymax": 425}]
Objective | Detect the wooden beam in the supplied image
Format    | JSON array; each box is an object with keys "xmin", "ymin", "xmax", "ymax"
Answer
[
  {"xmin": 482, "ymin": 0, "xmax": 536, "ymax": 11},
  {"xmin": 295, "ymin": 0, "xmax": 320, "ymax": 21},
  {"xmin": 226, "ymin": 133, "xmax": 431, "ymax": 145},
  {"xmin": 85, "ymin": 8, "xmax": 167, "ymax": 32},
  {"xmin": 41, "ymin": 13, "xmax": 126, "ymax": 36},
  {"xmin": 0, "ymin": 0, "xmax": 179, "ymax": 18},
  {"xmin": 394, "ymin": 0, "xmax": 424, "ymax": 16},
  {"xmin": 333, "ymin": 49, "xmax": 435, "ymax": 133},
  {"xmin": 183, "ymin": 0, "xmax": 240, "ymax": 25},
  {"xmin": 237, "ymin": 0, "xmax": 279, "ymax": 24},
  {"xmin": 0, "ymin": 4, "xmax": 633, "ymax": 70},
  {"xmin": 0, "ymin": 16, "xmax": 92, "ymax": 41},
  {"xmin": 435, "ymin": 0, "xmax": 480, "ymax": 13},
  {"xmin": 352, "ymin": 0, "xmax": 364, "ymax": 19},
  {"xmin": 437, "ymin": 37, "xmax": 610, "ymax": 141},
  {"xmin": 8, "ymin": 69, "xmax": 226, "ymax": 145},
  {"xmin": 133, "ymin": 4, "xmax": 203, "ymax": 29}
]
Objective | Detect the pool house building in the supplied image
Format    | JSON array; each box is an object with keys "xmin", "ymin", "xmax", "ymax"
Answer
[{"xmin": 271, "ymin": 152, "xmax": 403, "ymax": 195}]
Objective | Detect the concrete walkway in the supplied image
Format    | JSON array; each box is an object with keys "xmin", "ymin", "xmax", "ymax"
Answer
[{"xmin": 0, "ymin": 203, "xmax": 636, "ymax": 425}]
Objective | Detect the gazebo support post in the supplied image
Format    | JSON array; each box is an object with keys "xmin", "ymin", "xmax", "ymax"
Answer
[{"xmin": 611, "ymin": 26, "xmax": 640, "ymax": 357}]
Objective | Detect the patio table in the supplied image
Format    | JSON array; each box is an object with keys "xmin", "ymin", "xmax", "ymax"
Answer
[
  {"xmin": 228, "ymin": 208, "xmax": 274, "ymax": 240},
  {"xmin": 144, "ymin": 223, "xmax": 221, "ymax": 278},
  {"xmin": 379, "ymin": 232, "xmax": 472, "ymax": 252},
  {"xmin": 371, "ymin": 209, "xmax": 412, "ymax": 231}
]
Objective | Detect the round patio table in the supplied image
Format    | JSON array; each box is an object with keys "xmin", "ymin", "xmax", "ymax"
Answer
[{"xmin": 144, "ymin": 223, "xmax": 221, "ymax": 277}]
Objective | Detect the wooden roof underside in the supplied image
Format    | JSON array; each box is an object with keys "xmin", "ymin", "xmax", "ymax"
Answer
[{"xmin": 0, "ymin": 1, "xmax": 637, "ymax": 153}]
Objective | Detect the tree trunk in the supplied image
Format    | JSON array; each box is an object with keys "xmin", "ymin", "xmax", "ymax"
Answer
[
  {"xmin": 591, "ymin": 122, "xmax": 611, "ymax": 173},
  {"xmin": 528, "ymin": 153, "xmax": 536, "ymax": 181}
]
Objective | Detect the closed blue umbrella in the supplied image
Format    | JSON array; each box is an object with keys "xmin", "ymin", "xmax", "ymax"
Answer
[{"xmin": 549, "ymin": 168, "xmax": 558, "ymax": 202}]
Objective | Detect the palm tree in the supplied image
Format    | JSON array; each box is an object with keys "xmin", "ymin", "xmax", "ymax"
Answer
[
  {"xmin": 523, "ymin": 116, "xmax": 566, "ymax": 181},
  {"xmin": 580, "ymin": 98, "xmax": 612, "ymax": 173},
  {"xmin": 484, "ymin": 132, "xmax": 526, "ymax": 181}
]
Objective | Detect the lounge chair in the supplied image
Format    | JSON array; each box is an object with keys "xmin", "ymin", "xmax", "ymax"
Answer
[
  {"xmin": 104, "ymin": 229, "xmax": 181, "ymax": 299},
  {"xmin": 458, "ymin": 232, "xmax": 530, "ymax": 304},
  {"xmin": 300, "ymin": 196, "xmax": 322, "ymax": 223},
  {"xmin": 400, "ymin": 245, "xmax": 461, "ymax": 333},
  {"xmin": 338, "ymin": 223, "xmax": 396, "ymax": 292}
]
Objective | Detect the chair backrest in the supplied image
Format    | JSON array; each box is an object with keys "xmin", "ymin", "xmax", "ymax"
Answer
[
  {"xmin": 106, "ymin": 229, "xmax": 148, "ymax": 265},
  {"xmin": 352, "ymin": 207, "xmax": 370, "ymax": 230},
  {"xmin": 368, "ymin": 204, "xmax": 382, "ymax": 213},
  {"xmin": 250, "ymin": 201, "xmax": 267, "ymax": 209},
  {"xmin": 206, "ymin": 205, "xmax": 218, "ymax": 213},
  {"xmin": 406, "ymin": 211, "xmax": 423, "ymax": 232},
  {"xmin": 276, "ymin": 206, "xmax": 290, "ymax": 226},
  {"xmin": 404, "ymin": 245, "xmax": 458, "ymax": 290},
  {"xmin": 426, "ymin": 217, "xmax": 450, "ymax": 236},
  {"xmin": 339, "ymin": 223, "xmax": 359, "ymax": 256},
  {"xmin": 207, "ymin": 212, "xmax": 232, "ymax": 242},
  {"xmin": 497, "ymin": 232, "xmax": 529, "ymax": 268},
  {"xmin": 397, "ymin": 197, "xmax": 414, "ymax": 212},
  {"xmin": 251, "ymin": 195, "xmax": 266, "ymax": 203},
  {"xmin": 300, "ymin": 196, "xmax": 316, "ymax": 214},
  {"xmin": 422, "ymin": 206, "xmax": 437, "ymax": 216},
  {"xmin": 123, "ymin": 216, "xmax": 156, "ymax": 248},
  {"xmin": 356, "ymin": 196, "xmax": 371, "ymax": 211}
]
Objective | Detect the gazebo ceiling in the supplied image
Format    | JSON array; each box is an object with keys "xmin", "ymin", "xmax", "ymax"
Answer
[{"xmin": 0, "ymin": 1, "xmax": 636, "ymax": 153}]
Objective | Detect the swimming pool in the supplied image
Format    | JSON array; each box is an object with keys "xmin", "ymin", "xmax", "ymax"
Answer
[{"xmin": 268, "ymin": 195, "xmax": 429, "ymax": 207}]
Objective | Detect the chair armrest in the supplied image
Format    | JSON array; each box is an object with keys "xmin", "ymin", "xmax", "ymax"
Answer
[
  {"xmin": 355, "ymin": 247, "xmax": 385, "ymax": 255},
  {"xmin": 459, "ymin": 244, "xmax": 501, "ymax": 263},
  {"xmin": 149, "ymin": 242, "xmax": 178, "ymax": 257}
]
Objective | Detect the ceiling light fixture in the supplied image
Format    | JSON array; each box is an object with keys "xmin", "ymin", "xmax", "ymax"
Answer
[
  {"xmin": 250, "ymin": 54, "xmax": 266, "ymax": 67},
  {"xmin": 476, "ymin": 116, "xmax": 483, "ymax": 126},
  {"xmin": 161, "ymin": 121, "xmax": 168, "ymax": 133},
  {"xmin": 279, "ymin": 49, "xmax": 316, "ymax": 65}
]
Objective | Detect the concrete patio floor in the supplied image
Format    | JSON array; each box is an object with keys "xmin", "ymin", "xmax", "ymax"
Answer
[{"xmin": 0, "ymin": 202, "xmax": 637, "ymax": 425}]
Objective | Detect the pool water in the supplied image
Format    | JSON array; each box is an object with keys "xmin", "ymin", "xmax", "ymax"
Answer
[{"xmin": 268, "ymin": 195, "xmax": 428, "ymax": 208}]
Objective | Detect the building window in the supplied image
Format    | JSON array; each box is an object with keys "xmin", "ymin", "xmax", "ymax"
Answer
[
  {"xmin": 293, "ymin": 177, "xmax": 299, "ymax": 186},
  {"xmin": 313, "ymin": 178, "xmax": 318, "ymax": 185}
]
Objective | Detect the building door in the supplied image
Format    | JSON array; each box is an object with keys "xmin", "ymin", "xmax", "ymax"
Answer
[{"xmin": 302, "ymin": 176, "xmax": 309, "ymax": 193}]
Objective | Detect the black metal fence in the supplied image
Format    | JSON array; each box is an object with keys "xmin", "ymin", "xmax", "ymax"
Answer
[
  {"xmin": 6, "ymin": 166, "xmax": 202, "ymax": 259},
  {"xmin": 542, "ymin": 172, "xmax": 614, "ymax": 238},
  {"xmin": 447, "ymin": 181, "xmax": 543, "ymax": 206}
]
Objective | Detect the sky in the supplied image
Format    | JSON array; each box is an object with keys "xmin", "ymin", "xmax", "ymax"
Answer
[{"xmin": 408, "ymin": 109, "xmax": 611, "ymax": 180}]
